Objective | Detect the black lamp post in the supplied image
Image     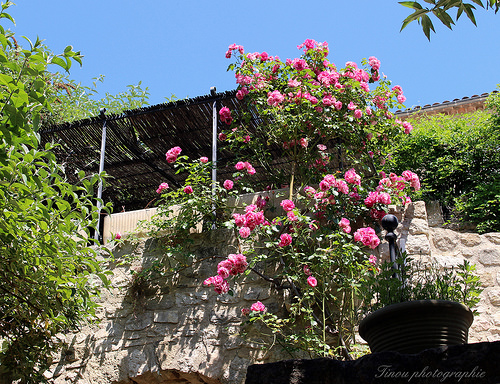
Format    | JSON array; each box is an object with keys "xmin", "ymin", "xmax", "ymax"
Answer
[{"xmin": 381, "ymin": 213, "xmax": 399, "ymax": 275}]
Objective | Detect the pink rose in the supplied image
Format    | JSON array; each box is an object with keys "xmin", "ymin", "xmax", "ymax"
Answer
[
  {"xmin": 369, "ymin": 255, "xmax": 378, "ymax": 266},
  {"xmin": 166, "ymin": 146, "xmax": 182, "ymax": 163},
  {"xmin": 200, "ymin": 157, "xmax": 209, "ymax": 163},
  {"xmin": 344, "ymin": 168, "xmax": 361, "ymax": 185},
  {"xmin": 339, "ymin": 217, "xmax": 351, "ymax": 233},
  {"xmin": 364, "ymin": 191, "xmax": 379, "ymax": 208},
  {"xmin": 353, "ymin": 227, "xmax": 380, "ymax": 249},
  {"xmin": 218, "ymin": 132, "xmax": 227, "ymax": 141},
  {"xmin": 250, "ymin": 301, "xmax": 266, "ymax": 312},
  {"xmin": 223, "ymin": 179, "xmax": 234, "ymax": 190},
  {"xmin": 267, "ymin": 90, "xmax": 285, "ymax": 106},
  {"xmin": 115, "ymin": 232, "xmax": 122, "ymax": 240},
  {"xmin": 303, "ymin": 265, "xmax": 312, "ymax": 276},
  {"xmin": 235, "ymin": 161, "xmax": 246, "ymax": 170},
  {"xmin": 241, "ymin": 307, "xmax": 251, "ymax": 316},
  {"xmin": 278, "ymin": 233, "xmax": 292, "ymax": 247},
  {"xmin": 287, "ymin": 211, "xmax": 298, "ymax": 222},
  {"xmin": 377, "ymin": 192, "xmax": 391, "ymax": 205},
  {"xmin": 280, "ymin": 199, "xmax": 295, "ymax": 212},
  {"xmin": 228, "ymin": 253, "xmax": 248, "ymax": 274},
  {"xmin": 219, "ymin": 106, "xmax": 232, "ymax": 125},
  {"xmin": 307, "ymin": 276, "xmax": 318, "ymax": 287},
  {"xmin": 239, "ymin": 227, "xmax": 251, "ymax": 238},
  {"xmin": 156, "ymin": 182, "xmax": 169, "ymax": 194},
  {"xmin": 184, "ymin": 185, "xmax": 193, "ymax": 194}
]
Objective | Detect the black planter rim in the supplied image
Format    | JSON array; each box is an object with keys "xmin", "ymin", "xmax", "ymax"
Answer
[{"xmin": 359, "ymin": 299, "xmax": 474, "ymax": 340}]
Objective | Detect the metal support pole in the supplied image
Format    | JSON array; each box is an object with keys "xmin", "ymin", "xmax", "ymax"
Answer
[
  {"xmin": 95, "ymin": 108, "xmax": 107, "ymax": 242},
  {"xmin": 210, "ymin": 87, "xmax": 217, "ymax": 229}
]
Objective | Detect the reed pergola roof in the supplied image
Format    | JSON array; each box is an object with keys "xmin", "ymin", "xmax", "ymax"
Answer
[{"xmin": 40, "ymin": 90, "xmax": 273, "ymax": 211}]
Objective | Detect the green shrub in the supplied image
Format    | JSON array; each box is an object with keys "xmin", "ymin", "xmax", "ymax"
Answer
[{"xmin": 385, "ymin": 91, "xmax": 500, "ymax": 233}]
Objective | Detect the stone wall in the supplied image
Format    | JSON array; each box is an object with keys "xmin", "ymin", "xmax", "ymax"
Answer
[
  {"xmin": 43, "ymin": 230, "xmax": 289, "ymax": 384},
  {"xmin": 43, "ymin": 201, "xmax": 500, "ymax": 383},
  {"xmin": 393, "ymin": 201, "xmax": 500, "ymax": 343}
]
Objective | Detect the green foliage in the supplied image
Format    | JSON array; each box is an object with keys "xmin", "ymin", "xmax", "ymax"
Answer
[
  {"xmin": 0, "ymin": 3, "xmax": 111, "ymax": 382},
  {"xmin": 360, "ymin": 252, "xmax": 483, "ymax": 312},
  {"xmin": 144, "ymin": 155, "xmax": 244, "ymax": 244},
  {"xmin": 400, "ymin": 0, "xmax": 500, "ymax": 40},
  {"xmin": 48, "ymin": 74, "xmax": 150, "ymax": 124},
  {"xmin": 385, "ymin": 102, "xmax": 500, "ymax": 232}
]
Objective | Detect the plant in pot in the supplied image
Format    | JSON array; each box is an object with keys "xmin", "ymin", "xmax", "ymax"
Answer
[{"xmin": 358, "ymin": 214, "xmax": 483, "ymax": 354}]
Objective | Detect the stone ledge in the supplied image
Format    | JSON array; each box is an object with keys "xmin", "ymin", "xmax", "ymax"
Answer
[{"xmin": 245, "ymin": 341, "xmax": 500, "ymax": 384}]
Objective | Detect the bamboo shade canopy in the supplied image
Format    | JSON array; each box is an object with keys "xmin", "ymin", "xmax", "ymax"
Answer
[{"xmin": 40, "ymin": 90, "xmax": 283, "ymax": 211}]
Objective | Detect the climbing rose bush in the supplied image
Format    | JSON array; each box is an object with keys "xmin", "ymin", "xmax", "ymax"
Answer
[{"xmin": 151, "ymin": 39, "xmax": 419, "ymax": 358}]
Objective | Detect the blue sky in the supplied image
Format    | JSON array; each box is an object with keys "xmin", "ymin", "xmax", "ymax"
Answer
[{"xmin": 10, "ymin": 1, "xmax": 500, "ymax": 112}]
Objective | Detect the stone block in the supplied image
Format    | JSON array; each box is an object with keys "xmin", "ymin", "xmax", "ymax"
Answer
[
  {"xmin": 430, "ymin": 228, "xmax": 459, "ymax": 252},
  {"xmin": 426, "ymin": 201, "xmax": 444, "ymax": 227},
  {"xmin": 124, "ymin": 313, "xmax": 153, "ymax": 331},
  {"xmin": 478, "ymin": 248, "xmax": 500, "ymax": 266},
  {"xmin": 460, "ymin": 233, "xmax": 484, "ymax": 247},
  {"xmin": 154, "ymin": 310, "xmax": 179, "ymax": 323},
  {"xmin": 484, "ymin": 233, "xmax": 500, "ymax": 245},
  {"xmin": 175, "ymin": 292, "xmax": 209, "ymax": 306},
  {"xmin": 487, "ymin": 289, "xmax": 500, "ymax": 306},
  {"xmin": 243, "ymin": 287, "xmax": 271, "ymax": 301},
  {"xmin": 404, "ymin": 234, "xmax": 431, "ymax": 256},
  {"xmin": 412, "ymin": 201, "xmax": 428, "ymax": 220},
  {"xmin": 408, "ymin": 218, "xmax": 429, "ymax": 235}
]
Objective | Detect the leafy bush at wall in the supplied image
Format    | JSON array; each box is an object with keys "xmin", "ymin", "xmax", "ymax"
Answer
[{"xmin": 385, "ymin": 91, "xmax": 500, "ymax": 233}]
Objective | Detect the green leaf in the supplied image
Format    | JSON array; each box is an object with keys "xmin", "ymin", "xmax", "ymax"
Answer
[
  {"xmin": 399, "ymin": 1, "xmax": 424, "ymax": 9},
  {"xmin": 421, "ymin": 14, "xmax": 436, "ymax": 40},
  {"xmin": 400, "ymin": 8, "xmax": 430, "ymax": 31},
  {"xmin": 463, "ymin": 3, "xmax": 479, "ymax": 25},
  {"xmin": 432, "ymin": 8, "xmax": 456, "ymax": 28}
]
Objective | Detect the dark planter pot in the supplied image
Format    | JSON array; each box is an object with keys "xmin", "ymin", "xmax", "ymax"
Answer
[{"xmin": 359, "ymin": 300, "xmax": 474, "ymax": 354}]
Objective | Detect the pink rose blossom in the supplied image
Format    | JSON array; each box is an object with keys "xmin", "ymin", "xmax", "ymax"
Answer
[
  {"xmin": 377, "ymin": 192, "xmax": 391, "ymax": 205},
  {"xmin": 369, "ymin": 56, "xmax": 381, "ymax": 71},
  {"xmin": 344, "ymin": 168, "xmax": 361, "ymax": 185},
  {"xmin": 166, "ymin": 146, "xmax": 182, "ymax": 163},
  {"xmin": 235, "ymin": 161, "xmax": 246, "ymax": 170},
  {"xmin": 115, "ymin": 232, "xmax": 122, "ymax": 240},
  {"xmin": 288, "ymin": 78, "xmax": 301, "ymax": 87},
  {"xmin": 223, "ymin": 179, "xmax": 234, "ymax": 190},
  {"xmin": 354, "ymin": 109, "xmax": 363, "ymax": 119},
  {"xmin": 239, "ymin": 227, "xmax": 251, "ymax": 238},
  {"xmin": 267, "ymin": 90, "xmax": 285, "ymax": 106},
  {"xmin": 307, "ymin": 276, "xmax": 318, "ymax": 287},
  {"xmin": 228, "ymin": 253, "xmax": 248, "ymax": 274},
  {"xmin": 183, "ymin": 185, "xmax": 193, "ymax": 194},
  {"xmin": 241, "ymin": 307, "xmax": 251, "ymax": 316},
  {"xmin": 303, "ymin": 265, "xmax": 312, "ymax": 276},
  {"xmin": 200, "ymin": 156, "xmax": 208, "ymax": 163},
  {"xmin": 250, "ymin": 301, "xmax": 266, "ymax": 312},
  {"xmin": 369, "ymin": 255, "xmax": 378, "ymax": 266},
  {"xmin": 280, "ymin": 199, "xmax": 295, "ymax": 212},
  {"xmin": 156, "ymin": 182, "xmax": 169, "ymax": 194},
  {"xmin": 219, "ymin": 106, "xmax": 232, "ymax": 125},
  {"xmin": 339, "ymin": 217, "xmax": 351, "ymax": 233},
  {"xmin": 287, "ymin": 211, "xmax": 298, "ymax": 222},
  {"xmin": 278, "ymin": 233, "xmax": 292, "ymax": 247},
  {"xmin": 353, "ymin": 227, "xmax": 380, "ymax": 249},
  {"xmin": 218, "ymin": 132, "xmax": 227, "ymax": 141},
  {"xmin": 236, "ymin": 87, "xmax": 249, "ymax": 100},
  {"xmin": 364, "ymin": 191, "xmax": 379, "ymax": 208}
]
